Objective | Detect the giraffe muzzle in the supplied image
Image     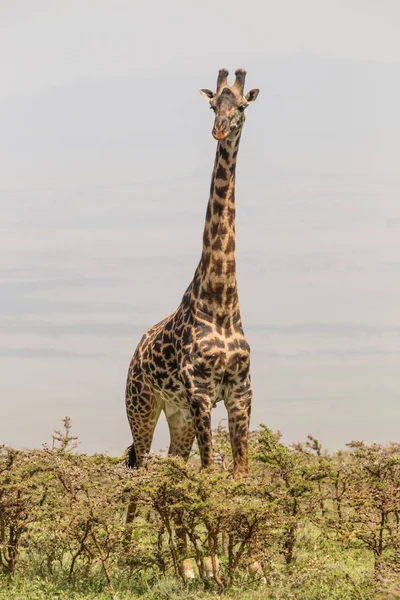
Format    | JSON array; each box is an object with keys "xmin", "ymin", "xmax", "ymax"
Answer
[
  {"xmin": 212, "ymin": 127, "xmax": 229, "ymax": 141},
  {"xmin": 212, "ymin": 119, "xmax": 230, "ymax": 140}
]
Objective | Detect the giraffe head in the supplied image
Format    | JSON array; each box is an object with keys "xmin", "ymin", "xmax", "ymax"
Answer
[{"xmin": 200, "ymin": 69, "xmax": 259, "ymax": 141}]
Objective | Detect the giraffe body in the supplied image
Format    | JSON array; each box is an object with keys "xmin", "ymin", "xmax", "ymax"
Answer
[{"xmin": 126, "ymin": 69, "xmax": 259, "ymax": 478}]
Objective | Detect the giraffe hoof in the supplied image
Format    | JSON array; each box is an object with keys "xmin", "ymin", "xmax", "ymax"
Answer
[
  {"xmin": 204, "ymin": 555, "xmax": 220, "ymax": 577},
  {"xmin": 181, "ymin": 558, "xmax": 195, "ymax": 579}
]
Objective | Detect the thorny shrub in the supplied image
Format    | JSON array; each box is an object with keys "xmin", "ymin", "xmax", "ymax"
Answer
[{"xmin": 0, "ymin": 418, "xmax": 400, "ymax": 597}]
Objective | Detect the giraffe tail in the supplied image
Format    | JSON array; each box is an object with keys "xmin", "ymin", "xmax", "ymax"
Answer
[{"xmin": 125, "ymin": 440, "xmax": 138, "ymax": 469}]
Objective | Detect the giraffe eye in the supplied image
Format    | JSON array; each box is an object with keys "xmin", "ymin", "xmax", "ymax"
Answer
[
  {"xmin": 210, "ymin": 105, "xmax": 216, "ymax": 112},
  {"xmin": 238, "ymin": 105, "xmax": 246, "ymax": 112}
]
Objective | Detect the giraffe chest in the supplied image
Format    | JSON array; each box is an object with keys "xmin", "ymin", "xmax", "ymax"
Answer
[
  {"xmin": 141, "ymin": 317, "xmax": 250, "ymax": 411},
  {"xmin": 193, "ymin": 333, "xmax": 250, "ymax": 382}
]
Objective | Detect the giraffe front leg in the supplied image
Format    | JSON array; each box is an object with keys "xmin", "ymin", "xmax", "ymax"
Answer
[
  {"xmin": 166, "ymin": 407, "xmax": 205, "ymax": 580},
  {"xmin": 225, "ymin": 378, "xmax": 252, "ymax": 479},
  {"xmin": 166, "ymin": 408, "xmax": 196, "ymax": 461},
  {"xmin": 188, "ymin": 394, "xmax": 215, "ymax": 470}
]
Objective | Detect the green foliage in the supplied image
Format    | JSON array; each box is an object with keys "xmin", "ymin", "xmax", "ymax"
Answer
[
  {"xmin": 321, "ymin": 440, "xmax": 400, "ymax": 575},
  {"xmin": 1, "ymin": 418, "xmax": 400, "ymax": 599}
]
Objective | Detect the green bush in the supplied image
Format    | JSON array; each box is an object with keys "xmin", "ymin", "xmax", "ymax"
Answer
[{"xmin": 1, "ymin": 417, "xmax": 400, "ymax": 598}]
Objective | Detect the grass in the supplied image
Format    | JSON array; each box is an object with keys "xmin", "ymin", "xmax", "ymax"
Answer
[{"xmin": 0, "ymin": 539, "xmax": 387, "ymax": 600}]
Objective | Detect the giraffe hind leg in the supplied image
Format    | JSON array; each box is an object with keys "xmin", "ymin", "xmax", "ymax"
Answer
[
  {"xmin": 125, "ymin": 360, "xmax": 161, "ymax": 467},
  {"xmin": 125, "ymin": 367, "xmax": 161, "ymax": 526}
]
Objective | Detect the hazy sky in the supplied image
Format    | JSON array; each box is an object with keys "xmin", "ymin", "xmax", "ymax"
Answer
[{"xmin": 1, "ymin": 1, "xmax": 400, "ymax": 455}]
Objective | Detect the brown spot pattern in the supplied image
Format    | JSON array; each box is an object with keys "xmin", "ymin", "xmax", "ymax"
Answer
[{"xmin": 126, "ymin": 87, "xmax": 254, "ymax": 481}]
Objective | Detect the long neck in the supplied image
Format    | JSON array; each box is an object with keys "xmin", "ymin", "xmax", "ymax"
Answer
[{"xmin": 191, "ymin": 130, "xmax": 242, "ymax": 319}]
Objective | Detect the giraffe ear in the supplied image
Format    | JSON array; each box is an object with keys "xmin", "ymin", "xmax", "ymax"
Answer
[
  {"xmin": 200, "ymin": 89, "xmax": 215, "ymax": 102},
  {"xmin": 245, "ymin": 89, "xmax": 260, "ymax": 104}
]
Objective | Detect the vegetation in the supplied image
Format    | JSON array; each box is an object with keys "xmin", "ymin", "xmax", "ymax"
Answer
[{"xmin": 1, "ymin": 418, "xmax": 400, "ymax": 599}]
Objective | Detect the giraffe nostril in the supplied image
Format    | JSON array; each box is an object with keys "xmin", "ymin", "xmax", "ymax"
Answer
[
  {"xmin": 212, "ymin": 120, "xmax": 230, "ymax": 140},
  {"xmin": 214, "ymin": 118, "xmax": 229, "ymax": 133},
  {"xmin": 213, "ymin": 128, "xmax": 229, "ymax": 141}
]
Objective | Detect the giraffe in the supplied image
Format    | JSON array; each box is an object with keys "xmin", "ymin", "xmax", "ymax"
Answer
[{"xmin": 125, "ymin": 68, "xmax": 259, "ymax": 480}]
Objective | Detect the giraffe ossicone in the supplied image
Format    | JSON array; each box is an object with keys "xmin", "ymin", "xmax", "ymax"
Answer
[{"xmin": 125, "ymin": 68, "xmax": 259, "ymax": 479}]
